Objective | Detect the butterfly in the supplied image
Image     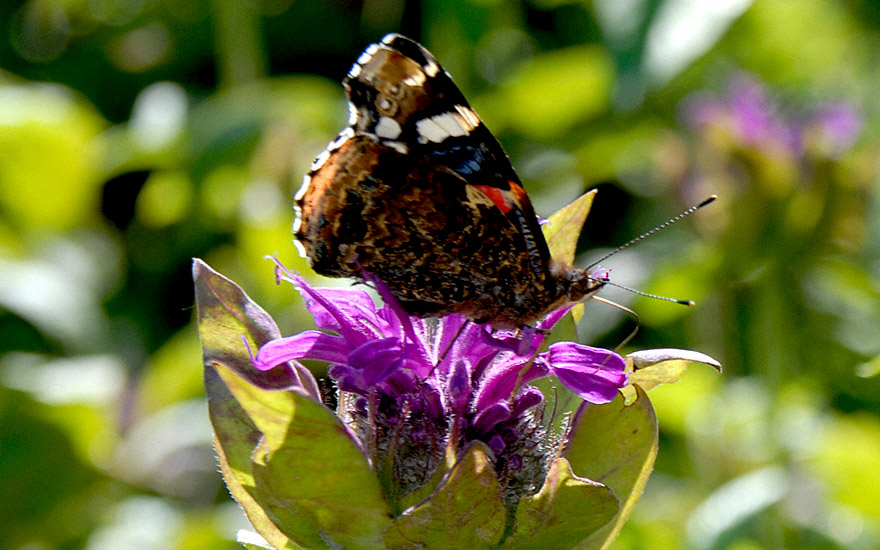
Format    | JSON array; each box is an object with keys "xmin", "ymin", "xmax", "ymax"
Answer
[{"xmin": 293, "ymin": 34, "xmax": 604, "ymax": 329}]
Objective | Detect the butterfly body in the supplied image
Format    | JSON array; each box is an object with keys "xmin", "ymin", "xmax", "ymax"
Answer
[{"xmin": 294, "ymin": 34, "xmax": 603, "ymax": 328}]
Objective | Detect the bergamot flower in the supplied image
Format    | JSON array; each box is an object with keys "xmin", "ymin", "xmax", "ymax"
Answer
[{"xmin": 193, "ymin": 258, "xmax": 719, "ymax": 550}]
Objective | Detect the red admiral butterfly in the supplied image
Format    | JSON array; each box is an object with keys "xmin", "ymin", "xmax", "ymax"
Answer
[{"xmin": 293, "ymin": 34, "xmax": 604, "ymax": 329}]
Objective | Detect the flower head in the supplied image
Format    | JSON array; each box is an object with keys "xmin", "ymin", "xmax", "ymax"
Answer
[
  {"xmin": 194, "ymin": 257, "xmax": 721, "ymax": 549},
  {"xmin": 681, "ymin": 72, "xmax": 862, "ymax": 159},
  {"xmin": 253, "ymin": 261, "xmax": 628, "ymax": 505}
]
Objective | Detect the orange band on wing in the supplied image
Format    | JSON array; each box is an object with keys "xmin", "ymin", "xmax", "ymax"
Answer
[
  {"xmin": 508, "ymin": 181, "xmax": 529, "ymax": 205},
  {"xmin": 474, "ymin": 184, "xmax": 512, "ymax": 214}
]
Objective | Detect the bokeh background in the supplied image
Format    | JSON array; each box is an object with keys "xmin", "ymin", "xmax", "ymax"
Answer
[{"xmin": 2, "ymin": 0, "xmax": 879, "ymax": 549}]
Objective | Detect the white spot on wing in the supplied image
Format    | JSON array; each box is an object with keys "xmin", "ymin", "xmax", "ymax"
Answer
[
  {"xmin": 292, "ymin": 206, "xmax": 303, "ymax": 233},
  {"xmin": 292, "ymin": 239, "xmax": 308, "ymax": 259},
  {"xmin": 348, "ymin": 103, "xmax": 359, "ymax": 125},
  {"xmin": 416, "ymin": 117, "xmax": 449, "ymax": 143},
  {"xmin": 348, "ymin": 63, "xmax": 362, "ymax": 79},
  {"xmin": 383, "ymin": 140, "xmax": 408, "ymax": 154},
  {"xmin": 375, "ymin": 116, "xmax": 402, "ymax": 139},
  {"xmin": 310, "ymin": 149, "xmax": 331, "ymax": 171},
  {"xmin": 455, "ymin": 105, "xmax": 481, "ymax": 129},
  {"xmin": 357, "ymin": 44, "xmax": 380, "ymax": 66},
  {"xmin": 424, "ymin": 61, "xmax": 440, "ymax": 77},
  {"xmin": 330, "ymin": 127, "xmax": 354, "ymax": 150},
  {"xmin": 403, "ymin": 71, "xmax": 426, "ymax": 87},
  {"xmin": 294, "ymin": 174, "xmax": 311, "ymax": 201},
  {"xmin": 432, "ymin": 112, "xmax": 468, "ymax": 137}
]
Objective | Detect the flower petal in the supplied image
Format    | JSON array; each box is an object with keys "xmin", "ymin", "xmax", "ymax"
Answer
[
  {"xmin": 473, "ymin": 401, "xmax": 511, "ymax": 434},
  {"xmin": 347, "ymin": 337, "xmax": 407, "ymax": 388},
  {"xmin": 364, "ymin": 272, "xmax": 420, "ymax": 341},
  {"xmin": 537, "ymin": 304, "xmax": 574, "ymax": 332},
  {"xmin": 434, "ymin": 320, "xmax": 500, "ymax": 384},
  {"xmin": 511, "ymin": 386, "xmax": 544, "ymax": 417},
  {"xmin": 254, "ymin": 330, "xmax": 349, "ymax": 371},
  {"xmin": 305, "ymin": 287, "xmax": 382, "ymax": 332},
  {"xmin": 288, "ymin": 273, "xmax": 379, "ymax": 346},
  {"xmin": 446, "ymin": 358, "xmax": 471, "ymax": 414},
  {"xmin": 545, "ymin": 342, "xmax": 628, "ymax": 404},
  {"xmin": 474, "ymin": 358, "xmax": 548, "ymax": 413}
]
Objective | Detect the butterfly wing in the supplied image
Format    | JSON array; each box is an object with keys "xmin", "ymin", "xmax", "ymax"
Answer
[
  {"xmin": 344, "ymin": 35, "xmax": 555, "ymax": 283},
  {"xmin": 295, "ymin": 34, "xmax": 584, "ymax": 327}
]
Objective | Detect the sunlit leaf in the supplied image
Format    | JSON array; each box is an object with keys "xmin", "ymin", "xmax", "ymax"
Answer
[
  {"xmin": 253, "ymin": 391, "xmax": 393, "ymax": 550},
  {"xmin": 0, "ymin": 83, "xmax": 106, "ymax": 231},
  {"xmin": 564, "ymin": 388, "xmax": 658, "ymax": 550},
  {"xmin": 479, "ymin": 46, "xmax": 613, "ymax": 139},
  {"xmin": 205, "ymin": 365, "xmax": 299, "ymax": 550},
  {"xmin": 505, "ymin": 458, "xmax": 618, "ymax": 550},
  {"xmin": 544, "ymin": 190, "xmax": 597, "ymax": 266},
  {"xmin": 627, "ymin": 348, "xmax": 722, "ymax": 395},
  {"xmin": 193, "ymin": 259, "xmax": 320, "ymax": 398},
  {"xmin": 544, "ymin": 190, "xmax": 597, "ymax": 324},
  {"xmin": 809, "ymin": 413, "xmax": 880, "ymax": 518},
  {"xmin": 196, "ymin": 259, "xmax": 327, "ymax": 549},
  {"xmin": 385, "ymin": 442, "xmax": 506, "ymax": 550}
]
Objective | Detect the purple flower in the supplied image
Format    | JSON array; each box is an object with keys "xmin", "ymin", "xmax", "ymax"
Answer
[
  {"xmin": 810, "ymin": 103, "xmax": 863, "ymax": 154},
  {"xmin": 252, "ymin": 261, "xmax": 629, "ymax": 503},
  {"xmin": 681, "ymin": 73, "xmax": 862, "ymax": 158}
]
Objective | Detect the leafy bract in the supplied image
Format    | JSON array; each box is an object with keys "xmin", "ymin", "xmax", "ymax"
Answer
[
  {"xmin": 564, "ymin": 388, "xmax": 658, "ymax": 550},
  {"xmin": 196, "ymin": 259, "xmax": 391, "ymax": 549},
  {"xmin": 543, "ymin": 190, "xmax": 597, "ymax": 266},
  {"xmin": 384, "ymin": 442, "xmax": 506, "ymax": 550},
  {"xmin": 625, "ymin": 348, "xmax": 722, "ymax": 399},
  {"xmin": 251, "ymin": 389, "xmax": 392, "ymax": 550},
  {"xmin": 504, "ymin": 458, "xmax": 618, "ymax": 550},
  {"xmin": 543, "ymin": 190, "xmax": 597, "ymax": 323}
]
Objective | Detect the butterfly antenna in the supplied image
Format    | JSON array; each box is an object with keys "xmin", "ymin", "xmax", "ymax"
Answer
[
  {"xmin": 586, "ymin": 195, "xmax": 717, "ymax": 270},
  {"xmin": 603, "ymin": 280, "xmax": 695, "ymax": 306}
]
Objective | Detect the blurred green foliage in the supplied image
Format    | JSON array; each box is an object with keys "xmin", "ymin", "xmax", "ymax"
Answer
[{"xmin": 1, "ymin": 0, "xmax": 879, "ymax": 549}]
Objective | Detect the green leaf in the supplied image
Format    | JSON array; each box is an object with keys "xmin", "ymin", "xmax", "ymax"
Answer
[
  {"xmin": 505, "ymin": 458, "xmax": 619, "ymax": 550},
  {"xmin": 543, "ymin": 190, "xmax": 597, "ymax": 266},
  {"xmin": 479, "ymin": 46, "xmax": 613, "ymax": 139},
  {"xmin": 385, "ymin": 442, "xmax": 506, "ymax": 550},
  {"xmin": 543, "ymin": 190, "xmax": 597, "ymax": 323},
  {"xmin": 253, "ymin": 389, "xmax": 392, "ymax": 550},
  {"xmin": 193, "ymin": 258, "xmax": 320, "ymax": 398},
  {"xmin": 195, "ymin": 259, "xmax": 313, "ymax": 549},
  {"xmin": 0, "ymin": 83, "xmax": 106, "ymax": 231},
  {"xmin": 564, "ymin": 388, "xmax": 658, "ymax": 550},
  {"xmin": 237, "ymin": 529, "xmax": 275, "ymax": 549},
  {"xmin": 205, "ymin": 364, "xmax": 301, "ymax": 550},
  {"xmin": 627, "ymin": 348, "xmax": 722, "ymax": 394},
  {"xmin": 196, "ymin": 259, "xmax": 379, "ymax": 548}
]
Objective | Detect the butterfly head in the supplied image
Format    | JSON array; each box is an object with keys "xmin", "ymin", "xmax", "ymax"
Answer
[{"xmin": 552, "ymin": 263, "xmax": 607, "ymax": 306}]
